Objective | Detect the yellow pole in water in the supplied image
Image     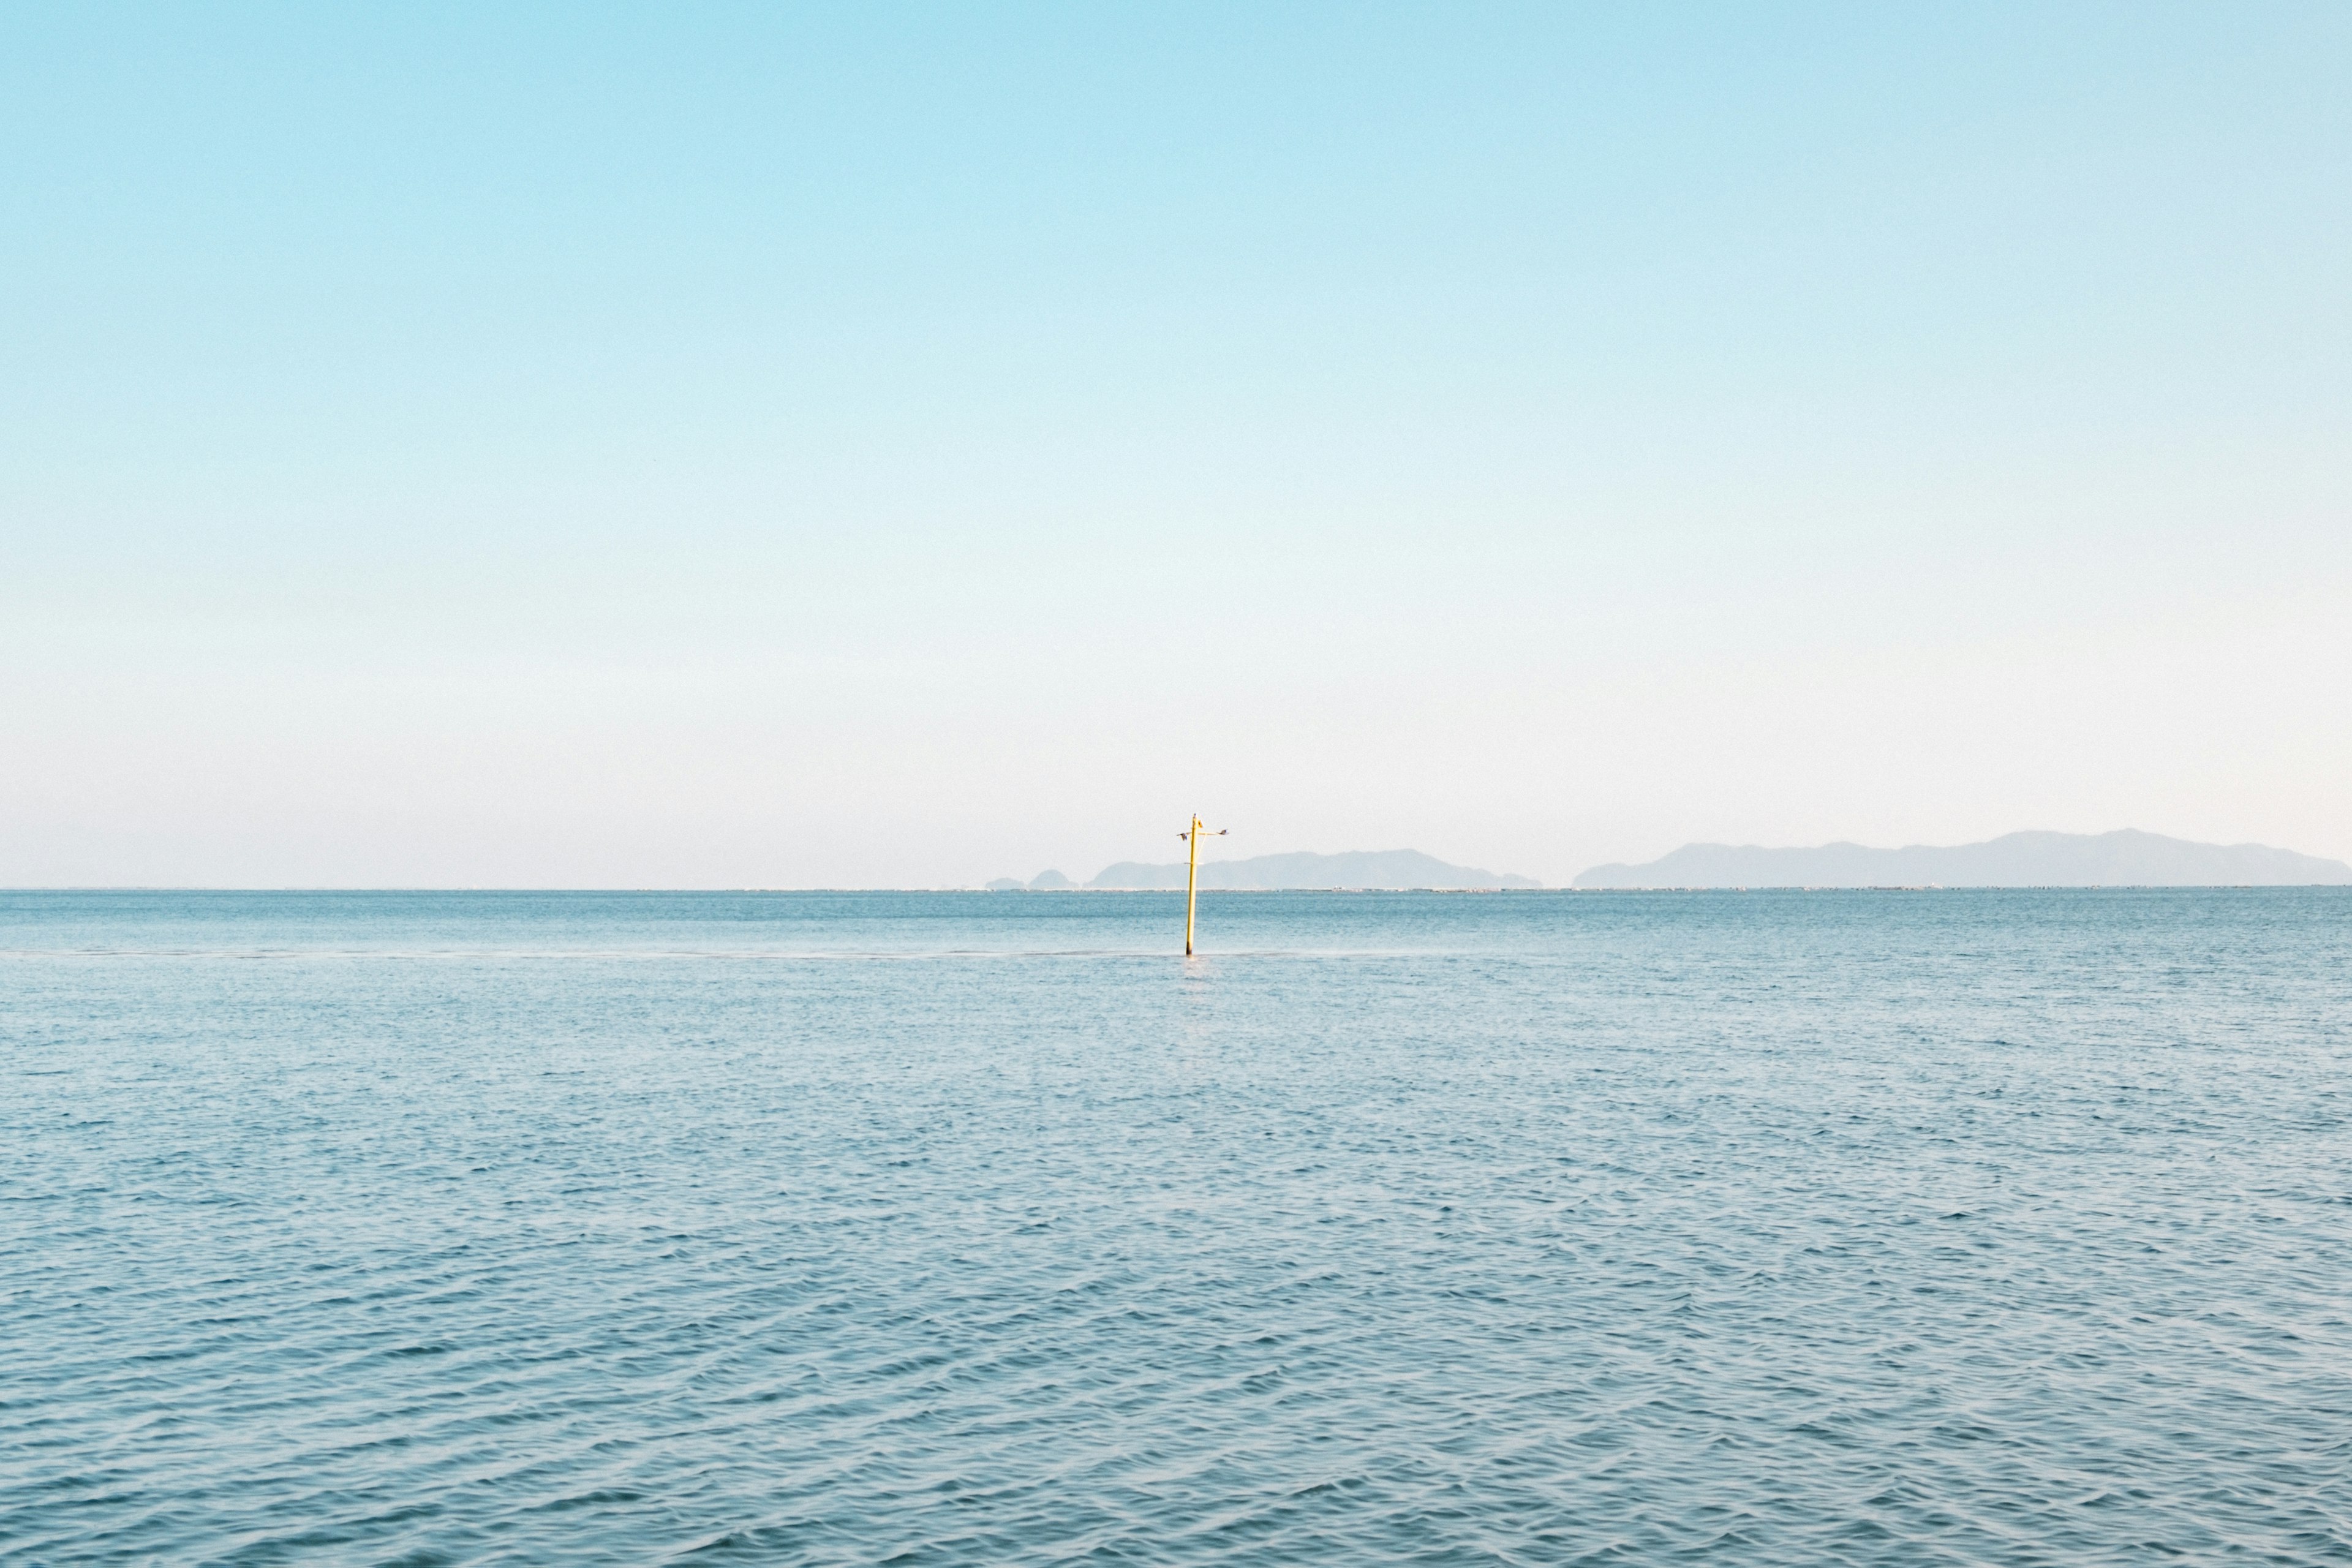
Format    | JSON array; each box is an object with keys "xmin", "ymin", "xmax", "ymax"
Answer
[{"xmin": 1181, "ymin": 814, "xmax": 1226, "ymax": 955}]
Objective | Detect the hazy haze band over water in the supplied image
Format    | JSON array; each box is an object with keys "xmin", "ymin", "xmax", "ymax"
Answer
[{"xmin": 4, "ymin": 891, "xmax": 2348, "ymax": 1564}]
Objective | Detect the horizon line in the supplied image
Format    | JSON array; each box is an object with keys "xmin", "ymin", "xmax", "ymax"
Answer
[{"xmin": 8, "ymin": 884, "xmax": 2348, "ymax": 895}]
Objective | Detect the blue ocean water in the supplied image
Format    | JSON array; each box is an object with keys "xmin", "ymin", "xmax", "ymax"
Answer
[{"xmin": 4, "ymin": 888, "xmax": 2348, "ymax": 1565}]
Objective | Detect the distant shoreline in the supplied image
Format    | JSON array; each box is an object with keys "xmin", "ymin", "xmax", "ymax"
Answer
[{"xmin": 8, "ymin": 884, "xmax": 2350, "ymax": 895}]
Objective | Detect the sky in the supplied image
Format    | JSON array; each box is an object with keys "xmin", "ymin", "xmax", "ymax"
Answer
[{"xmin": 4, "ymin": 2, "xmax": 2347, "ymax": 888}]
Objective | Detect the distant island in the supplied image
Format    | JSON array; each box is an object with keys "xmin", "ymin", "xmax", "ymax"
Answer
[
  {"xmin": 989, "ymin": 850, "xmax": 1541, "ymax": 891},
  {"xmin": 1572, "ymin": 829, "xmax": 2352, "ymax": 888}
]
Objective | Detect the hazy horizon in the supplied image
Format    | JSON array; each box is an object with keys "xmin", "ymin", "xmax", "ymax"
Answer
[
  {"xmin": 10, "ymin": 827, "xmax": 2348, "ymax": 892},
  {"xmin": 7, "ymin": 5, "xmax": 2348, "ymax": 887}
]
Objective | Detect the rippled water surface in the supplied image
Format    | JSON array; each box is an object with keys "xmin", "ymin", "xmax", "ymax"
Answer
[{"xmin": 5, "ymin": 889, "xmax": 2350, "ymax": 1564}]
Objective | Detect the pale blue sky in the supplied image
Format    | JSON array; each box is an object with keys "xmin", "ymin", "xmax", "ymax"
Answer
[{"xmin": 5, "ymin": 4, "xmax": 2347, "ymax": 886}]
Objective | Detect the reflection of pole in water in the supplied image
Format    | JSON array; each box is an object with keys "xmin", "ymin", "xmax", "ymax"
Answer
[{"xmin": 1180, "ymin": 815, "xmax": 1226, "ymax": 956}]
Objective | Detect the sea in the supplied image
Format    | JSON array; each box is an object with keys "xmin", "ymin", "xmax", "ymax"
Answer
[{"xmin": 4, "ymin": 888, "xmax": 2348, "ymax": 1565}]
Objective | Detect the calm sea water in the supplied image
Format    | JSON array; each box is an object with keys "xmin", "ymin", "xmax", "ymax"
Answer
[{"xmin": 4, "ymin": 889, "xmax": 2348, "ymax": 1565}]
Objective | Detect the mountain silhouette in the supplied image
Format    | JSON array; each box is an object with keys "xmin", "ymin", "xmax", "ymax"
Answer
[
  {"xmin": 1088, "ymin": 849, "xmax": 1539, "ymax": 891},
  {"xmin": 1572, "ymin": 829, "xmax": 2351, "ymax": 888}
]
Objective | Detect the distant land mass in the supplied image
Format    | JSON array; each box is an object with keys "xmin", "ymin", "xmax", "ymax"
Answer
[
  {"xmin": 989, "ymin": 849, "xmax": 1542, "ymax": 891},
  {"xmin": 982, "ymin": 870, "xmax": 1078, "ymax": 891},
  {"xmin": 1572, "ymin": 829, "xmax": 2352, "ymax": 889}
]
